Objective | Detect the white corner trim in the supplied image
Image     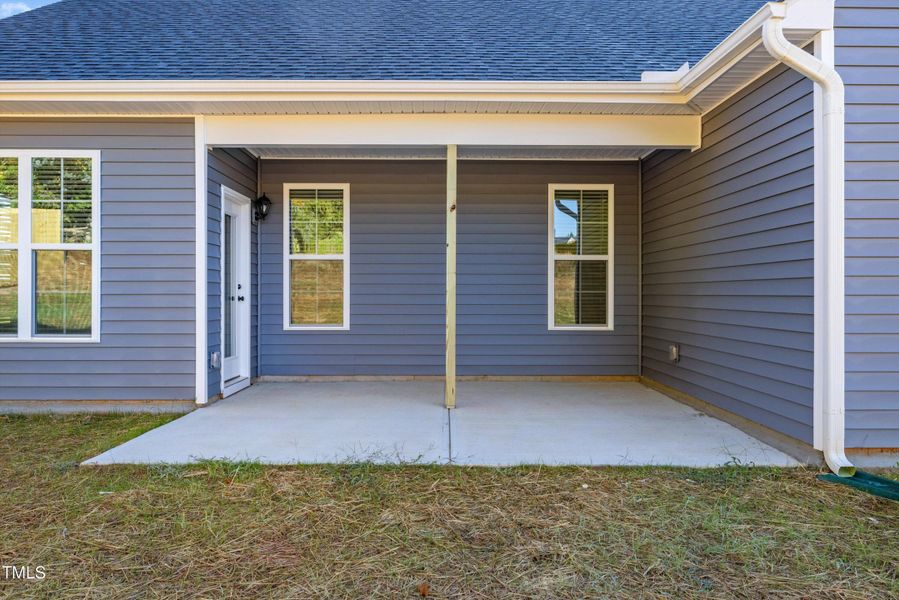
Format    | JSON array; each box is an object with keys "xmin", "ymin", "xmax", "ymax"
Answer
[{"xmin": 194, "ymin": 117, "xmax": 208, "ymax": 405}]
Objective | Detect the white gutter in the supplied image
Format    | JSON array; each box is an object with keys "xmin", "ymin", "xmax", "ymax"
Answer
[{"xmin": 762, "ymin": 2, "xmax": 854, "ymax": 477}]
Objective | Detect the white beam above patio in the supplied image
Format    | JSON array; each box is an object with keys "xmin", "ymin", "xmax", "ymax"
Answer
[{"xmin": 204, "ymin": 114, "xmax": 700, "ymax": 149}]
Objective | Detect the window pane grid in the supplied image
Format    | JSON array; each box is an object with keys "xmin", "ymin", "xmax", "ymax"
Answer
[
  {"xmin": 285, "ymin": 185, "xmax": 348, "ymax": 329},
  {"xmin": 553, "ymin": 189, "xmax": 609, "ymax": 256},
  {"xmin": 289, "ymin": 259, "xmax": 344, "ymax": 326},
  {"xmin": 0, "ymin": 157, "xmax": 18, "ymax": 245},
  {"xmin": 0, "ymin": 249, "xmax": 17, "ymax": 335},
  {"xmin": 550, "ymin": 186, "xmax": 612, "ymax": 329},
  {"xmin": 32, "ymin": 157, "xmax": 93, "ymax": 244},
  {"xmin": 289, "ymin": 188, "xmax": 344, "ymax": 256},
  {"xmin": 34, "ymin": 250, "xmax": 92, "ymax": 336},
  {"xmin": 1, "ymin": 152, "xmax": 97, "ymax": 341}
]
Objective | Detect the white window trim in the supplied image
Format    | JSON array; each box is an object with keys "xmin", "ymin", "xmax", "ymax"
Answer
[
  {"xmin": 0, "ymin": 149, "xmax": 101, "ymax": 343},
  {"xmin": 282, "ymin": 183, "xmax": 350, "ymax": 331},
  {"xmin": 547, "ymin": 183, "xmax": 615, "ymax": 332}
]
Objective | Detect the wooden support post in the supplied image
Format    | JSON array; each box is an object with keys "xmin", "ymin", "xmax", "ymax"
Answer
[{"xmin": 445, "ymin": 144, "xmax": 458, "ymax": 409}]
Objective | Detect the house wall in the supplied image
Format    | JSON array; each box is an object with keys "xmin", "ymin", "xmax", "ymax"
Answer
[
  {"xmin": 641, "ymin": 63, "xmax": 816, "ymax": 443},
  {"xmin": 207, "ymin": 148, "xmax": 258, "ymax": 398},
  {"xmin": 258, "ymin": 159, "xmax": 639, "ymax": 377},
  {"xmin": 836, "ymin": 0, "xmax": 899, "ymax": 448},
  {"xmin": 0, "ymin": 118, "xmax": 196, "ymax": 402},
  {"xmin": 458, "ymin": 161, "xmax": 639, "ymax": 376},
  {"xmin": 259, "ymin": 159, "xmax": 445, "ymax": 376}
]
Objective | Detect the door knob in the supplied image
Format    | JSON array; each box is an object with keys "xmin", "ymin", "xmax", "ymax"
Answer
[{"xmin": 238, "ymin": 296, "xmax": 245, "ymax": 302}]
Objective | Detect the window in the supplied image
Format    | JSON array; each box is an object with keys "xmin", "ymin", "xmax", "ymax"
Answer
[
  {"xmin": 283, "ymin": 184, "xmax": 349, "ymax": 330},
  {"xmin": 548, "ymin": 184, "xmax": 613, "ymax": 330},
  {"xmin": 0, "ymin": 151, "xmax": 100, "ymax": 341}
]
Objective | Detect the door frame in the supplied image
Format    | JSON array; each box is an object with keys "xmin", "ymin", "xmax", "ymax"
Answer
[{"xmin": 221, "ymin": 185, "xmax": 252, "ymax": 397}]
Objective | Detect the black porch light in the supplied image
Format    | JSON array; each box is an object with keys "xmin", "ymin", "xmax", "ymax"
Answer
[{"xmin": 253, "ymin": 194, "xmax": 272, "ymax": 221}]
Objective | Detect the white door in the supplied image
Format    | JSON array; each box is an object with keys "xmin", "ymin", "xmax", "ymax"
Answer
[{"xmin": 222, "ymin": 187, "xmax": 251, "ymax": 394}]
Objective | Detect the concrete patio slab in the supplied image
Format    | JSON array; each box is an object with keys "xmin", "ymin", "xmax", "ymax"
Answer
[
  {"xmin": 85, "ymin": 382, "xmax": 448, "ymax": 465},
  {"xmin": 449, "ymin": 382, "xmax": 798, "ymax": 467},
  {"xmin": 85, "ymin": 381, "xmax": 799, "ymax": 467}
]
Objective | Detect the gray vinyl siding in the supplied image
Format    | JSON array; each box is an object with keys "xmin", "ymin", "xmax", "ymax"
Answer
[
  {"xmin": 259, "ymin": 160, "xmax": 445, "ymax": 376},
  {"xmin": 458, "ymin": 161, "xmax": 639, "ymax": 375},
  {"xmin": 836, "ymin": 0, "xmax": 899, "ymax": 448},
  {"xmin": 641, "ymin": 64, "xmax": 816, "ymax": 443},
  {"xmin": 0, "ymin": 118, "xmax": 196, "ymax": 402},
  {"xmin": 207, "ymin": 148, "xmax": 258, "ymax": 398},
  {"xmin": 258, "ymin": 159, "xmax": 639, "ymax": 376}
]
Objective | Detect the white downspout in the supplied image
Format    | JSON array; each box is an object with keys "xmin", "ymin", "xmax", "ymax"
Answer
[{"xmin": 761, "ymin": 4, "xmax": 855, "ymax": 476}]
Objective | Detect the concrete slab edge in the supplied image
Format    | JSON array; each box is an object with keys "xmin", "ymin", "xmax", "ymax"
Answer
[
  {"xmin": 256, "ymin": 375, "xmax": 641, "ymax": 383},
  {"xmin": 0, "ymin": 400, "xmax": 194, "ymax": 414},
  {"xmin": 640, "ymin": 377, "xmax": 824, "ymax": 467}
]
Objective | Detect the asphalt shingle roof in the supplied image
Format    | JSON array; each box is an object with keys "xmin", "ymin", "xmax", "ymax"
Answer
[{"xmin": 0, "ymin": 0, "xmax": 770, "ymax": 81}]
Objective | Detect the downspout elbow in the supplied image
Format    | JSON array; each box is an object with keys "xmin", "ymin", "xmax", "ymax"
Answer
[{"xmin": 762, "ymin": 11, "xmax": 843, "ymax": 97}]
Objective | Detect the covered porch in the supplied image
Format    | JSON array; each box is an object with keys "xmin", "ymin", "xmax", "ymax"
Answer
[
  {"xmin": 184, "ymin": 6, "xmax": 838, "ymax": 468},
  {"xmin": 86, "ymin": 381, "xmax": 797, "ymax": 466}
]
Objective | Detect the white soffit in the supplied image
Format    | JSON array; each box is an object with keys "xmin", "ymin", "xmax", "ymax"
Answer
[{"xmin": 245, "ymin": 145, "xmax": 654, "ymax": 160}]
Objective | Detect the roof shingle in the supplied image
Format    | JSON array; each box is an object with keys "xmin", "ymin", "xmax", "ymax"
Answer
[{"xmin": 0, "ymin": 0, "xmax": 769, "ymax": 81}]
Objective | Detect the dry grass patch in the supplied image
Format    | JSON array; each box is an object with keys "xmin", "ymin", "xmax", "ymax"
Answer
[{"xmin": 0, "ymin": 414, "xmax": 897, "ymax": 599}]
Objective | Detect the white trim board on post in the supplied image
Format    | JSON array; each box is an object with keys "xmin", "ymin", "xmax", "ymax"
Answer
[
  {"xmin": 205, "ymin": 114, "xmax": 700, "ymax": 149},
  {"xmin": 194, "ymin": 117, "xmax": 208, "ymax": 405}
]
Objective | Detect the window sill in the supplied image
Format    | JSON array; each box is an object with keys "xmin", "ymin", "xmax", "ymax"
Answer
[
  {"xmin": 549, "ymin": 325, "xmax": 615, "ymax": 332},
  {"xmin": 0, "ymin": 336, "xmax": 100, "ymax": 344}
]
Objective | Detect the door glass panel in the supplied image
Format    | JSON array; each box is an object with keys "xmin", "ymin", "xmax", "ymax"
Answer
[{"xmin": 224, "ymin": 213, "xmax": 234, "ymax": 358}]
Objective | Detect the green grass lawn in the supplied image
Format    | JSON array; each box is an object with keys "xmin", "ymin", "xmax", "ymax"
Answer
[{"xmin": 1, "ymin": 414, "xmax": 897, "ymax": 599}]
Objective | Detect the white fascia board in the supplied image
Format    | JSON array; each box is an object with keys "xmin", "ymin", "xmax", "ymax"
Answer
[
  {"xmin": 0, "ymin": 79, "xmax": 678, "ymax": 95},
  {"xmin": 0, "ymin": 79, "xmax": 687, "ymax": 109},
  {"xmin": 205, "ymin": 113, "xmax": 700, "ymax": 149}
]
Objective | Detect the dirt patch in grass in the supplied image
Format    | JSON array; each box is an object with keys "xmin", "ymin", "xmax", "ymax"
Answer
[{"xmin": 1, "ymin": 414, "xmax": 897, "ymax": 598}]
